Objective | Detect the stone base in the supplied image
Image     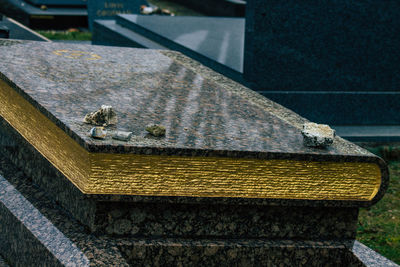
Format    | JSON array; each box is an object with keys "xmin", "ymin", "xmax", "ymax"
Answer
[
  {"xmin": 1, "ymin": 155, "xmax": 398, "ymax": 266},
  {"xmin": 1, "ymin": 155, "xmax": 395, "ymax": 266}
]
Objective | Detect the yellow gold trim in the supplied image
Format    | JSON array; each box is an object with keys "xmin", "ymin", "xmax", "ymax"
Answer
[{"xmin": 0, "ymin": 79, "xmax": 382, "ymax": 200}]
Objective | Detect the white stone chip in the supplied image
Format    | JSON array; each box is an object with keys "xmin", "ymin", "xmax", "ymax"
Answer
[
  {"xmin": 301, "ymin": 122, "xmax": 335, "ymax": 148},
  {"xmin": 112, "ymin": 131, "xmax": 133, "ymax": 141}
]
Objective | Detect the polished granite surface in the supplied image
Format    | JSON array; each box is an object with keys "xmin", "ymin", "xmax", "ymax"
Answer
[{"xmin": 0, "ymin": 40, "xmax": 381, "ymax": 159}]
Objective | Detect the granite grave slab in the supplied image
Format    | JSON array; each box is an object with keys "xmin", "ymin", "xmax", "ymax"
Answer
[{"xmin": 0, "ymin": 39, "xmax": 394, "ymax": 265}]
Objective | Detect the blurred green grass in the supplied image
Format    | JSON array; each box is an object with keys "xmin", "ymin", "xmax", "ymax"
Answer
[{"xmin": 36, "ymin": 30, "xmax": 92, "ymax": 41}]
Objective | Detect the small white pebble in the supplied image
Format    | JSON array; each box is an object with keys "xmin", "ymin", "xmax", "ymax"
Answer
[{"xmin": 90, "ymin": 127, "xmax": 107, "ymax": 139}]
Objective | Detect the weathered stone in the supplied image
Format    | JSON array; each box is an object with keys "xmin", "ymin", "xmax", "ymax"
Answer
[
  {"xmin": 145, "ymin": 124, "xmax": 166, "ymax": 137},
  {"xmin": 301, "ymin": 123, "xmax": 335, "ymax": 148},
  {"xmin": 84, "ymin": 105, "xmax": 117, "ymax": 126}
]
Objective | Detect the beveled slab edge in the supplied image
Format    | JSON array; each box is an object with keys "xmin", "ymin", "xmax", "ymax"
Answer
[
  {"xmin": 0, "ymin": 78, "xmax": 382, "ymax": 201},
  {"xmin": 0, "ymin": 86, "xmax": 388, "ymax": 207}
]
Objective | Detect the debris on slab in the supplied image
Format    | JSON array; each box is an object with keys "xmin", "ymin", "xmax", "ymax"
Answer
[
  {"xmin": 83, "ymin": 105, "xmax": 117, "ymax": 126},
  {"xmin": 301, "ymin": 122, "xmax": 335, "ymax": 148},
  {"xmin": 90, "ymin": 127, "xmax": 107, "ymax": 139},
  {"xmin": 146, "ymin": 124, "xmax": 166, "ymax": 137},
  {"xmin": 140, "ymin": 5, "xmax": 175, "ymax": 16},
  {"xmin": 112, "ymin": 131, "xmax": 133, "ymax": 141}
]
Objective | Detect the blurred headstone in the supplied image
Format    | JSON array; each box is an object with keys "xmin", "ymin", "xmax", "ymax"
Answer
[
  {"xmin": 87, "ymin": 0, "xmax": 148, "ymax": 30},
  {"xmin": 0, "ymin": 0, "xmax": 88, "ymax": 29},
  {"xmin": 244, "ymin": 0, "xmax": 400, "ymax": 127},
  {"xmin": 0, "ymin": 15, "xmax": 48, "ymax": 41},
  {"xmin": 24, "ymin": 0, "xmax": 86, "ymax": 6}
]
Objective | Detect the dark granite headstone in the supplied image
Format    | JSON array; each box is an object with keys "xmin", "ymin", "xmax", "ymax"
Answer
[
  {"xmin": 171, "ymin": 0, "xmax": 245, "ymax": 17},
  {"xmin": 87, "ymin": 0, "xmax": 148, "ymax": 30},
  {"xmin": 0, "ymin": 26, "xmax": 9, "ymax": 38},
  {"xmin": 244, "ymin": 0, "xmax": 400, "ymax": 125},
  {"xmin": 114, "ymin": 15, "xmax": 244, "ymax": 80},
  {"xmin": 0, "ymin": 16, "xmax": 49, "ymax": 41},
  {"xmin": 0, "ymin": 0, "xmax": 88, "ymax": 29}
]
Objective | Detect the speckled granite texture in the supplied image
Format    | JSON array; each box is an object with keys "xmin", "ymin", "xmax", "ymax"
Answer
[
  {"xmin": 0, "ymin": 155, "xmax": 397, "ymax": 266},
  {"xmin": 352, "ymin": 241, "xmax": 399, "ymax": 267},
  {"xmin": 0, "ymin": 41, "xmax": 383, "ymax": 159}
]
